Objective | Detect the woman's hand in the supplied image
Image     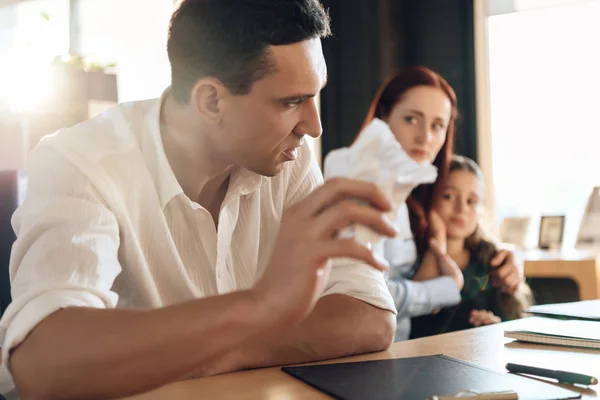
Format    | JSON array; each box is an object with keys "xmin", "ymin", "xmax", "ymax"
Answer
[
  {"xmin": 489, "ymin": 248, "xmax": 524, "ymax": 294},
  {"xmin": 469, "ymin": 309, "xmax": 501, "ymax": 327}
]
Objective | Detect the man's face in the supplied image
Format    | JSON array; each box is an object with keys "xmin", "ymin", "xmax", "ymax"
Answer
[{"xmin": 216, "ymin": 38, "xmax": 327, "ymax": 176}]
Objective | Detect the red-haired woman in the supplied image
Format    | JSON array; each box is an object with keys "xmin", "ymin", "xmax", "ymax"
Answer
[{"xmin": 331, "ymin": 66, "xmax": 524, "ymax": 341}]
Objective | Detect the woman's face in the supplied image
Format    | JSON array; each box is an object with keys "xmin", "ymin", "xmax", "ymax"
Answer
[
  {"xmin": 433, "ymin": 170, "xmax": 483, "ymax": 240},
  {"xmin": 384, "ymin": 85, "xmax": 452, "ymax": 164}
]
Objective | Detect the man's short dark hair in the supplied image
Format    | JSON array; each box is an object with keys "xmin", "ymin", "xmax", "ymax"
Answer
[{"xmin": 167, "ymin": 0, "xmax": 331, "ymax": 103}]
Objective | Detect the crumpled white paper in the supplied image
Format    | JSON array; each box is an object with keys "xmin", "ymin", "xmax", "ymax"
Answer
[{"xmin": 323, "ymin": 118, "xmax": 438, "ymax": 247}]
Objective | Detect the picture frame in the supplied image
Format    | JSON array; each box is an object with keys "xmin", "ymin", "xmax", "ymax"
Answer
[
  {"xmin": 576, "ymin": 186, "xmax": 600, "ymax": 252},
  {"xmin": 538, "ymin": 215, "xmax": 565, "ymax": 250},
  {"xmin": 499, "ymin": 217, "xmax": 531, "ymax": 248}
]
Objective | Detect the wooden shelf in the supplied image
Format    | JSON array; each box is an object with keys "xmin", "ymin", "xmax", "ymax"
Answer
[{"xmin": 524, "ymin": 249, "xmax": 600, "ymax": 301}]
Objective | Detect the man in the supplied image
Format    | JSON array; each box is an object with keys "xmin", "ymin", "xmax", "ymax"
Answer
[{"xmin": 0, "ymin": 1, "xmax": 399, "ymax": 399}]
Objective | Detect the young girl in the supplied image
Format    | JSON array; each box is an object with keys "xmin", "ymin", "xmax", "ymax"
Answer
[{"xmin": 409, "ymin": 155, "xmax": 532, "ymax": 339}]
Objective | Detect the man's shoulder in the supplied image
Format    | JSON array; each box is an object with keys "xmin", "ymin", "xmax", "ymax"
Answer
[
  {"xmin": 24, "ymin": 99, "xmax": 162, "ymax": 210},
  {"xmin": 27, "ymin": 99, "xmax": 162, "ymax": 199},
  {"xmin": 38, "ymin": 98, "xmax": 159, "ymax": 162}
]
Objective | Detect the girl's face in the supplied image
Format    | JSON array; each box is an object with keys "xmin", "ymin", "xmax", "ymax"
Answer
[
  {"xmin": 383, "ymin": 85, "xmax": 452, "ymax": 164},
  {"xmin": 433, "ymin": 170, "xmax": 484, "ymax": 240}
]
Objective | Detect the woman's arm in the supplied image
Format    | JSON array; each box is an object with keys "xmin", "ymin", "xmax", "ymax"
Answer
[
  {"xmin": 381, "ymin": 243, "xmax": 463, "ymax": 318},
  {"xmin": 428, "ymin": 239, "xmax": 464, "ymax": 290},
  {"xmin": 412, "ymin": 251, "xmax": 441, "ymax": 281},
  {"xmin": 386, "ymin": 275, "xmax": 461, "ymax": 318},
  {"xmin": 385, "ymin": 238, "xmax": 465, "ymax": 318},
  {"xmin": 378, "ymin": 206, "xmax": 462, "ymax": 318},
  {"xmin": 413, "ymin": 210, "xmax": 464, "ymax": 287}
]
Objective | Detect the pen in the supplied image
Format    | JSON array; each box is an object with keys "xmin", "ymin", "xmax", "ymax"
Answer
[{"xmin": 506, "ymin": 362, "xmax": 598, "ymax": 386}]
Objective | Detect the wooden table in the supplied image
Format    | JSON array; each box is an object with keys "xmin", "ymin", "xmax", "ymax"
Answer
[
  {"xmin": 127, "ymin": 318, "xmax": 600, "ymax": 399},
  {"xmin": 524, "ymin": 249, "xmax": 600, "ymax": 300}
]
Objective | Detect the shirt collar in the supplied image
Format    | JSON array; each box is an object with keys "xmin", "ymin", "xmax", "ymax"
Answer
[
  {"xmin": 143, "ymin": 88, "xmax": 185, "ymax": 209},
  {"xmin": 228, "ymin": 167, "xmax": 266, "ymax": 198},
  {"xmin": 142, "ymin": 88, "xmax": 266, "ymax": 209}
]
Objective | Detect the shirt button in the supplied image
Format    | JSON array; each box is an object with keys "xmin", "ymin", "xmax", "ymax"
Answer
[{"xmin": 217, "ymin": 270, "xmax": 223, "ymax": 279}]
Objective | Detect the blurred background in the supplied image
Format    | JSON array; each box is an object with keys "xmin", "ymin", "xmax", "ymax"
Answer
[{"xmin": 1, "ymin": 0, "xmax": 600, "ymax": 312}]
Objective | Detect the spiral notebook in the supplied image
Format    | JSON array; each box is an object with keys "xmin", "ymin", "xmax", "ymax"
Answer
[{"xmin": 504, "ymin": 317, "xmax": 600, "ymax": 350}]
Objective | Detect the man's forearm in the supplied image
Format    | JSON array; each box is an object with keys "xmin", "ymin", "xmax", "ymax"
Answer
[
  {"xmin": 213, "ymin": 294, "xmax": 396, "ymax": 374},
  {"xmin": 10, "ymin": 290, "xmax": 272, "ymax": 400}
]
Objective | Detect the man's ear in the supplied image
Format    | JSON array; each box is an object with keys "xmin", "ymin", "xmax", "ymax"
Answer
[{"xmin": 190, "ymin": 78, "xmax": 229, "ymax": 123}]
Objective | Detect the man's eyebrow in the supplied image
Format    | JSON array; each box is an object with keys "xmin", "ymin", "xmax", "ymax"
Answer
[
  {"xmin": 277, "ymin": 93, "xmax": 315, "ymax": 102},
  {"xmin": 276, "ymin": 77, "xmax": 328, "ymax": 102}
]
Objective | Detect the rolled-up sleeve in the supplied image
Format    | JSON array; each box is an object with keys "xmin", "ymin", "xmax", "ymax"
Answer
[
  {"xmin": 387, "ymin": 276, "xmax": 460, "ymax": 318},
  {"xmin": 0, "ymin": 143, "xmax": 121, "ymax": 365},
  {"xmin": 322, "ymin": 258, "xmax": 396, "ymax": 314}
]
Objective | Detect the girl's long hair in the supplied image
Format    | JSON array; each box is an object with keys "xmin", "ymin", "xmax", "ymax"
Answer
[{"xmin": 450, "ymin": 155, "xmax": 533, "ymax": 319}]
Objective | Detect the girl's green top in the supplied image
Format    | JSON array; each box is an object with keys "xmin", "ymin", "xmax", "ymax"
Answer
[{"xmin": 410, "ymin": 251, "xmax": 506, "ymax": 339}]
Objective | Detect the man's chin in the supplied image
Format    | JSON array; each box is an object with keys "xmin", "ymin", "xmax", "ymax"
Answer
[{"xmin": 252, "ymin": 162, "xmax": 286, "ymax": 178}]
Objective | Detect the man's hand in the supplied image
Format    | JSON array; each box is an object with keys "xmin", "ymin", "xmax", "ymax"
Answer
[
  {"xmin": 469, "ymin": 309, "xmax": 501, "ymax": 327},
  {"xmin": 489, "ymin": 248, "xmax": 524, "ymax": 294},
  {"xmin": 251, "ymin": 178, "xmax": 397, "ymax": 329}
]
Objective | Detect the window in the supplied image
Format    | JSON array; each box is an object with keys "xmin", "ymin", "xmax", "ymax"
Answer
[
  {"xmin": 487, "ymin": 0, "xmax": 600, "ymax": 248},
  {"xmin": 76, "ymin": 0, "xmax": 173, "ymax": 102},
  {"xmin": 0, "ymin": 0, "xmax": 69, "ymax": 111},
  {"xmin": 0, "ymin": 0, "xmax": 173, "ymax": 107},
  {"xmin": 0, "ymin": 0, "xmax": 323, "ymax": 161}
]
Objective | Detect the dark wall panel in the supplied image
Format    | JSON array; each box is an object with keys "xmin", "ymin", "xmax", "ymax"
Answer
[
  {"xmin": 0, "ymin": 171, "xmax": 17, "ymax": 316},
  {"xmin": 396, "ymin": 0, "xmax": 478, "ymax": 160},
  {"xmin": 320, "ymin": 0, "xmax": 384, "ymax": 158},
  {"xmin": 320, "ymin": 0, "xmax": 477, "ymax": 162}
]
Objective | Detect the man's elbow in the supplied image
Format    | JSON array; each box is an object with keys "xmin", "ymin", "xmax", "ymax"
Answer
[
  {"xmin": 11, "ymin": 355, "xmax": 42, "ymax": 400},
  {"xmin": 11, "ymin": 342, "xmax": 59, "ymax": 400},
  {"xmin": 357, "ymin": 308, "xmax": 396, "ymax": 353},
  {"xmin": 372, "ymin": 310, "xmax": 396, "ymax": 351}
]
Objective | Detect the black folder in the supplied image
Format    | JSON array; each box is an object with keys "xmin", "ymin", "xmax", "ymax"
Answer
[{"xmin": 282, "ymin": 355, "xmax": 581, "ymax": 400}]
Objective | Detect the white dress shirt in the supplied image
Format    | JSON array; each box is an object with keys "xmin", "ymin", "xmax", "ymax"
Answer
[{"xmin": 0, "ymin": 95, "xmax": 395, "ymax": 365}]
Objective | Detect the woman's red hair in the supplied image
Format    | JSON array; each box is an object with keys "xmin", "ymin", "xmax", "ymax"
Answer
[{"xmin": 356, "ymin": 66, "xmax": 458, "ymax": 256}]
